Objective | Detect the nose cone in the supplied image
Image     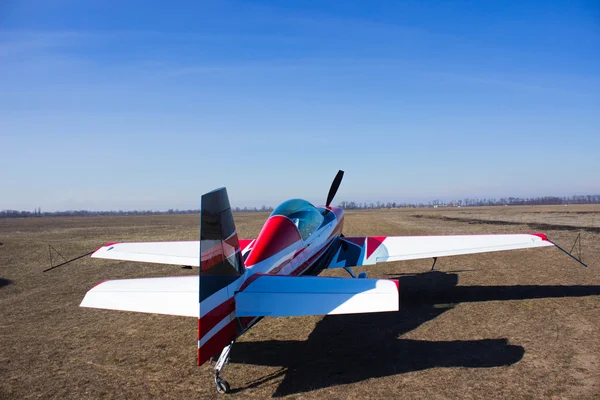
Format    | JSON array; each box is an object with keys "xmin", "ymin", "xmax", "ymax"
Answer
[{"xmin": 245, "ymin": 215, "xmax": 302, "ymax": 266}]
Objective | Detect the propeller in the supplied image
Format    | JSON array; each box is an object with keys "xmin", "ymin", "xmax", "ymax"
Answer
[{"xmin": 326, "ymin": 170, "xmax": 344, "ymax": 207}]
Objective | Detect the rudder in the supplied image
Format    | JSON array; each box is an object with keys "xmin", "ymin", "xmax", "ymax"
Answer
[{"xmin": 198, "ymin": 187, "xmax": 244, "ymax": 366}]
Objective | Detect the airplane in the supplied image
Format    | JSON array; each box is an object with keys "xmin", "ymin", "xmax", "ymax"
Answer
[{"xmin": 79, "ymin": 170, "xmax": 587, "ymax": 394}]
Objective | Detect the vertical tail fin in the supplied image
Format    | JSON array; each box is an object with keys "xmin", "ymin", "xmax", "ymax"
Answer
[
  {"xmin": 200, "ymin": 187, "xmax": 245, "ymax": 280},
  {"xmin": 198, "ymin": 187, "xmax": 244, "ymax": 365}
]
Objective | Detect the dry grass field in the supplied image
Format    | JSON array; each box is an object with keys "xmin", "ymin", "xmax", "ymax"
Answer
[{"xmin": 1, "ymin": 205, "xmax": 599, "ymax": 399}]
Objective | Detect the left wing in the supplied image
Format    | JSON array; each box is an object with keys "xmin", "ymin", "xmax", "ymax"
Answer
[
  {"xmin": 91, "ymin": 240, "xmax": 255, "ymax": 267},
  {"xmin": 328, "ymin": 233, "xmax": 554, "ymax": 268}
]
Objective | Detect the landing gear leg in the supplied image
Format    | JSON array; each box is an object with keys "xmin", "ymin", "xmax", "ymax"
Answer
[
  {"xmin": 343, "ymin": 266, "xmax": 367, "ymax": 279},
  {"xmin": 343, "ymin": 266, "xmax": 357, "ymax": 278},
  {"xmin": 214, "ymin": 342, "xmax": 233, "ymax": 394},
  {"xmin": 430, "ymin": 257, "xmax": 438, "ymax": 271}
]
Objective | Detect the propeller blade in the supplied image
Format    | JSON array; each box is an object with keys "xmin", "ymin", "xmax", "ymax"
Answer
[{"xmin": 326, "ymin": 170, "xmax": 344, "ymax": 207}]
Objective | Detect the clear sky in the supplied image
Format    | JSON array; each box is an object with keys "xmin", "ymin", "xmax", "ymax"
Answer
[{"xmin": 1, "ymin": 1, "xmax": 599, "ymax": 211}]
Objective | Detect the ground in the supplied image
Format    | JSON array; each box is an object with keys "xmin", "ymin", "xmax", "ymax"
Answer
[{"xmin": 1, "ymin": 205, "xmax": 599, "ymax": 399}]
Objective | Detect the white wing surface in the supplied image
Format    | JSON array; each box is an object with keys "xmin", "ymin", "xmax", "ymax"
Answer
[
  {"xmin": 81, "ymin": 274, "xmax": 399, "ymax": 318},
  {"xmin": 80, "ymin": 276, "xmax": 199, "ymax": 317},
  {"xmin": 91, "ymin": 240, "xmax": 255, "ymax": 267},
  {"xmin": 92, "ymin": 241, "xmax": 200, "ymax": 266},
  {"xmin": 329, "ymin": 234, "xmax": 554, "ymax": 268}
]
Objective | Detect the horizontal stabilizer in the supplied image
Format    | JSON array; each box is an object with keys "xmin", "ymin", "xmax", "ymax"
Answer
[
  {"xmin": 235, "ymin": 275, "xmax": 399, "ymax": 317},
  {"xmin": 329, "ymin": 234, "xmax": 554, "ymax": 268},
  {"xmin": 80, "ymin": 276, "xmax": 199, "ymax": 317}
]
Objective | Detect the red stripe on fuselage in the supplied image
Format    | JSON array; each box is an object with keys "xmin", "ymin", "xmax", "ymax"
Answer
[
  {"xmin": 290, "ymin": 238, "xmax": 333, "ymax": 276},
  {"xmin": 245, "ymin": 216, "xmax": 302, "ymax": 266}
]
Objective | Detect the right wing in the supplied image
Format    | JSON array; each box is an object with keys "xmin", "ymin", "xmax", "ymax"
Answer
[
  {"xmin": 328, "ymin": 234, "xmax": 554, "ymax": 268},
  {"xmin": 91, "ymin": 240, "xmax": 255, "ymax": 267}
]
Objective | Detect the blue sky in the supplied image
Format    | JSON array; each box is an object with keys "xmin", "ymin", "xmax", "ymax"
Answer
[{"xmin": 1, "ymin": 1, "xmax": 599, "ymax": 211}]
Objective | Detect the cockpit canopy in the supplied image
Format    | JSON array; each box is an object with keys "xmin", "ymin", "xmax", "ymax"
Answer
[{"xmin": 270, "ymin": 199, "xmax": 324, "ymax": 241}]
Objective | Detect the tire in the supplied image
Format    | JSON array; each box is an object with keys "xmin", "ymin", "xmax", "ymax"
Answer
[{"xmin": 216, "ymin": 378, "xmax": 230, "ymax": 394}]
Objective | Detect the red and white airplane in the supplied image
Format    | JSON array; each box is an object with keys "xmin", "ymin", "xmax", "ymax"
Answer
[{"xmin": 80, "ymin": 171, "xmax": 581, "ymax": 394}]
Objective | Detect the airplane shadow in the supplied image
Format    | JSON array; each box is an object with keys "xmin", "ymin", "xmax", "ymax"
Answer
[
  {"xmin": 229, "ymin": 271, "xmax": 600, "ymax": 397},
  {"xmin": 0, "ymin": 278, "xmax": 12, "ymax": 288}
]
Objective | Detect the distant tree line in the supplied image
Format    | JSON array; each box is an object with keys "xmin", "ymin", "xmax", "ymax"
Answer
[
  {"xmin": 338, "ymin": 195, "xmax": 600, "ymax": 209},
  {"xmin": 0, "ymin": 205, "xmax": 274, "ymax": 218},
  {"xmin": 1, "ymin": 195, "xmax": 598, "ymax": 218},
  {"xmin": 233, "ymin": 205, "xmax": 274, "ymax": 213}
]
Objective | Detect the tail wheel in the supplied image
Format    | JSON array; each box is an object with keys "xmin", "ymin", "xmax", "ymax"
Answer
[{"xmin": 216, "ymin": 377, "xmax": 230, "ymax": 394}]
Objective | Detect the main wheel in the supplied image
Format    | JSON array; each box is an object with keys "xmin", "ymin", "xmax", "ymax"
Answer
[{"xmin": 216, "ymin": 377, "xmax": 230, "ymax": 394}]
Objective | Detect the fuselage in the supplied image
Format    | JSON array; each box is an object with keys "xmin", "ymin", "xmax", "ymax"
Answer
[
  {"xmin": 233, "ymin": 200, "xmax": 344, "ymax": 332},
  {"xmin": 242, "ymin": 201, "xmax": 344, "ymax": 277}
]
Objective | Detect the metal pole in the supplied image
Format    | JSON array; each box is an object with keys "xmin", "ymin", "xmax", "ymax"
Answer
[
  {"xmin": 43, "ymin": 251, "xmax": 95, "ymax": 272},
  {"xmin": 546, "ymin": 239, "xmax": 588, "ymax": 268}
]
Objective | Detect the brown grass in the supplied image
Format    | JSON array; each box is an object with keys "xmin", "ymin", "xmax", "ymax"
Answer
[{"xmin": 1, "ymin": 205, "xmax": 599, "ymax": 399}]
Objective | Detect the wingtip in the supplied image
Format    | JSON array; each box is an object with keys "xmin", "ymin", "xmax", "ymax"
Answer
[
  {"xmin": 93, "ymin": 242, "xmax": 119, "ymax": 254},
  {"xmin": 531, "ymin": 233, "xmax": 549, "ymax": 241},
  {"xmin": 91, "ymin": 280, "xmax": 107, "ymax": 289},
  {"xmin": 80, "ymin": 280, "xmax": 107, "ymax": 307}
]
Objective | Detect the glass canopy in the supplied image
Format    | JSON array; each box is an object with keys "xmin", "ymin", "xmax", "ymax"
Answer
[{"xmin": 270, "ymin": 199, "xmax": 324, "ymax": 241}]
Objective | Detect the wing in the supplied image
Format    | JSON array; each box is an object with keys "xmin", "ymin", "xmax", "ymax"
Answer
[
  {"xmin": 91, "ymin": 239, "xmax": 255, "ymax": 267},
  {"xmin": 328, "ymin": 233, "xmax": 554, "ymax": 268},
  {"xmin": 80, "ymin": 276, "xmax": 199, "ymax": 317},
  {"xmin": 235, "ymin": 275, "xmax": 398, "ymax": 316}
]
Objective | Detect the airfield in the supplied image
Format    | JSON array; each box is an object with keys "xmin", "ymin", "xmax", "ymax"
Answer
[{"xmin": 1, "ymin": 205, "xmax": 599, "ymax": 399}]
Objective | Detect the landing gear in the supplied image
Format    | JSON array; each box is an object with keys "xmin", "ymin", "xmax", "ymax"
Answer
[
  {"xmin": 343, "ymin": 266, "xmax": 357, "ymax": 278},
  {"xmin": 430, "ymin": 257, "xmax": 438, "ymax": 271},
  {"xmin": 343, "ymin": 267, "xmax": 367, "ymax": 279},
  {"xmin": 213, "ymin": 342, "xmax": 233, "ymax": 394}
]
